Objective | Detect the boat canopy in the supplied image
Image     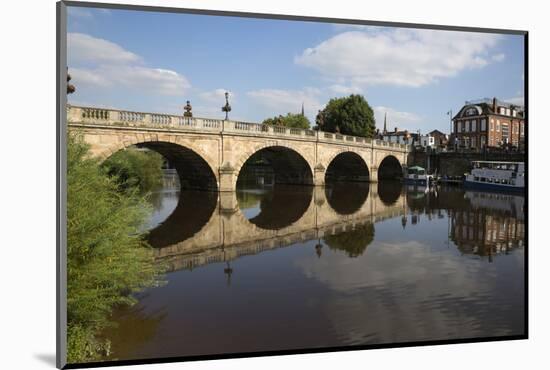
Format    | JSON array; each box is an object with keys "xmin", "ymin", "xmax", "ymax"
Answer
[{"xmin": 407, "ymin": 166, "xmax": 426, "ymax": 174}]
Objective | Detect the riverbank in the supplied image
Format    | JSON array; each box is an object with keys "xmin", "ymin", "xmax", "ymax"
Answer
[{"xmin": 66, "ymin": 135, "xmax": 164, "ymax": 363}]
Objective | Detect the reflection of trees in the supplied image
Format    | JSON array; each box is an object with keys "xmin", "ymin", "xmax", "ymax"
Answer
[
  {"xmin": 325, "ymin": 182, "xmax": 369, "ymax": 215},
  {"xmin": 246, "ymin": 185, "xmax": 313, "ymax": 230},
  {"xmin": 101, "ymin": 305, "xmax": 166, "ymax": 361},
  {"xmin": 236, "ymin": 191, "xmax": 264, "ymax": 209},
  {"xmin": 324, "ymin": 223, "xmax": 375, "ymax": 258}
]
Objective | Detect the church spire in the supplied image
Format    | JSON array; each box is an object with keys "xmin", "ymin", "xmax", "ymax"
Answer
[
  {"xmin": 301, "ymin": 102, "xmax": 305, "ymax": 116},
  {"xmin": 383, "ymin": 112, "xmax": 388, "ymax": 134}
]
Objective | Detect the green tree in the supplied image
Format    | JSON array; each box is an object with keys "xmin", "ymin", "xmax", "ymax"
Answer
[
  {"xmin": 316, "ymin": 94, "xmax": 376, "ymax": 137},
  {"xmin": 66, "ymin": 134, "xmax": 163, "ymax": 363},
  {"xmin": 262, "ymin": 113, "xmax": 311, "ymax": 129},
  {"xmin": 102, "ymin": 147, "xmax": 164, "ymax": 193}
]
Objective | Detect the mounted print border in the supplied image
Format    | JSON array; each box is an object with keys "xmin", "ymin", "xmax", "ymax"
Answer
[{"xmin": 57, "ymin": 1, "xmax": 528, "ymax": 368}]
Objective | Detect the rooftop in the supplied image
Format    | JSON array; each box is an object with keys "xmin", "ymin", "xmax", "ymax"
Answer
[{"xmin": 464, "ymin": 97, "xmax": 524, "ymax": 110}]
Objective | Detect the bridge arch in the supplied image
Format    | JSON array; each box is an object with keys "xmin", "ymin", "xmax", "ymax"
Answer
[
  {"xmin": 234, "ymin": 144, "xmax": 314, "ymax": 189},
  {"xmin": 377, "ymin": 154, "xmax": 404, "ymax": 181},
  {"xmin": 325, "ymin": 151, "xmax": 370, "ymax": 183},
  {"xmin": 101, "ymin": 139, "xmax": 219, "ymax": 191}
]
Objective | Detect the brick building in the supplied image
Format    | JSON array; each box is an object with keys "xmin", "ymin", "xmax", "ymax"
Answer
[
  {"xmin": 429, "ymin": 129, "xmax": 449, "ymax": 149},
  {"xmin": 451, "ymin": 98, "xmax": 525, "ymax": 150}
]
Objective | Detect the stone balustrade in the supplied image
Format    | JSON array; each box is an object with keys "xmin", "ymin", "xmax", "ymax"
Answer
[{"xmin": 67, "ymin": 105, "xmax": 410, "ymax": 152}]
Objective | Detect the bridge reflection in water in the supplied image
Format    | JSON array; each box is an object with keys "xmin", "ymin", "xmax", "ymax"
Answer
[
  {"xmin": 148, "ymin": 181, "xmax": 410, "ymax": 273},
  {"xmin": 146, "ymin": 178, "xmax": 524, "ymax": 273},
  {"xmin": 104, "ymin": 178, "xmax": 525, "ymax": 361}
]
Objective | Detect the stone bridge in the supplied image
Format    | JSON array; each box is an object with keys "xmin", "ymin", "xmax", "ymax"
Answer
[
  {"xmin": 149, "ymin": 184, "xmax": 408, "ymax": 272},
  {"xmin": 67, "ymin": 105, "xmax": 410, "ymax": 191}
]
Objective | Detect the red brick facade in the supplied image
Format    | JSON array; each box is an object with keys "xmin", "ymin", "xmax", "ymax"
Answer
[{"xmin": 452, "ymin": 98, "xmax": 525, "ymax": 150}]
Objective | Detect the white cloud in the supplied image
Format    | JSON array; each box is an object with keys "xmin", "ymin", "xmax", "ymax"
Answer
[
  {"xmin": 328, "ymin": 84, "xmax": 364, "ymax": 95},
  {"xmin": 295, "ymin": 236, "xmax": 524, "ymax": 343},
  {"xmin": 68, "ymin": 33, "xmax": 141, "ymax": 65},
  {"xmin": 295, "ymin": 28, "xmax": 501, "ymax": 88},
  {"xmin": 68, "ymin": 33, "xmax": 190, "ymax": 96},
  {"xmin": 198, "ymin": 88, "xmax": 235, "ymax": 104},
  {"xmin": 71, "ymin": 65, "xmax": 190, "ymax": 96},
  {"xmin": 373, "ymin": 106, "xmax": 422, "ymax": 131},
  {"xmin": 492, "ymin": 53, "xmax": 506, "ymax": 62},
  {"xmin": 247, "ymin": 88, "xmax": 323, "ymax": 119}
]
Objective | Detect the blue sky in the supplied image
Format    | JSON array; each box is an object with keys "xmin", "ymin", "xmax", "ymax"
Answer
[{"xmin": 67, "ymin": 6, "xmax": 524, "ymax": 134}]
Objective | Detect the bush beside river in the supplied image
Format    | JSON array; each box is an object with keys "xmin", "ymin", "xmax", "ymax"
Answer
[
  {"xmin": 66, "ymin": 134, "xmax": 164, "ymax": 363},
  {"xmin": 102, "ymin": 147, "xmax": 164, "ymax": 193}
]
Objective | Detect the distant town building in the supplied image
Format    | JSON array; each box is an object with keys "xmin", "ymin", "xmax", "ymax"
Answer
[
  {"xmin": 382, "ymin": 127, "xmax": 419, "ymax": 146},
  {"xmin": 419, "ymin": 134, "xmax": 435, "ymax": 148},
  {"xmin": 380, "ymin": 112, "xmax": 437, "ymax": 149},
  {"xmin": 429, "ymin": 129, "xmax": 449, "ymax": 149},
  {"xmin": 451, "ymin": 98, "xmax": 525, "ymax": 150}
]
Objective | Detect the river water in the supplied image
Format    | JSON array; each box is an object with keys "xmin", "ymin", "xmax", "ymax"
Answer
[{"xmin": 103, "ymin": 174, "xmax": 525, "ymax": 361}]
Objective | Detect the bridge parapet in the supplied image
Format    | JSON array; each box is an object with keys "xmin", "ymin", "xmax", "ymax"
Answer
[{"xmin": 67, "ymin": 105, "xmax": 410, "ymax": 152}]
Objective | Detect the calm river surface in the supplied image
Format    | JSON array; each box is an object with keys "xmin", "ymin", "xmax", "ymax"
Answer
[{"xmin": 104, "ymin": 174, "xmax": 525, "ymax": 361}]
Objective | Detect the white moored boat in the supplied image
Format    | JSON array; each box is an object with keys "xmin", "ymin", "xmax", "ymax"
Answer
[
  {"xmin": 464, "ymin": 161, "xmax": 525, "ymax": 193},
  {"xmin": 404, "ymin": 166, "xmax": 434, "ymax": 185},
  {"xmin": 403, "ymin": 166, "xmax": 434, "ymax": 186}
]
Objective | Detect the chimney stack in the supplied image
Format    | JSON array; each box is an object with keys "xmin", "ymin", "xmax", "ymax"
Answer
[{"xmin": 492, "ymin": 97, "xmax": 497, "ymax": 112}]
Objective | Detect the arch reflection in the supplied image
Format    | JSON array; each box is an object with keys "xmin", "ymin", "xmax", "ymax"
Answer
[
  {"xmin": 147, "ymin": 190, "xmax": 218, "ymax": 249},
  {"xmin": 237, "ymin": 185, "xmax": 313, "ymax": 230},
  {"xmin": 377, "ymin": 180, "xmax": 403, "ymax": 206},
  {"xmin": 325, "ymin": 182, "xmax": 369, "ymax": 215}
]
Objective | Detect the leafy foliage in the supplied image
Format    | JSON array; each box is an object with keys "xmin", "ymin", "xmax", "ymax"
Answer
[
  {"xmin": 66, "ymin": 134, "xmax": 163, "ymax": 363},
  {"xmin": 315, "ymin": 94, "xmax": 376, "ymax": 137},
  {"xmin": 102, "ymin": 147, "xmax": 164, "ymax": 193},
  {"xmin": 262, "ymin": 113, "xmax": 311, "ymax": 129}
]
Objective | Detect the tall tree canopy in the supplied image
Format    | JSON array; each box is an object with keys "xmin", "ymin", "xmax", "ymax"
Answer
[
  {"xmin": 316, "ymin": 94, "xmax": 376, "ymax": 138},
  {"xmin": 262, "ymin": 113, "xmax": 311, "ymax": 129}
]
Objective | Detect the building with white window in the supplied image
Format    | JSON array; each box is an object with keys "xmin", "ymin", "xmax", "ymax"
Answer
[{"xmin": 451, "ymin": 97, "xmax": 525, "ymax": 150}]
